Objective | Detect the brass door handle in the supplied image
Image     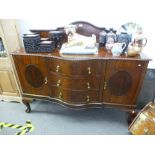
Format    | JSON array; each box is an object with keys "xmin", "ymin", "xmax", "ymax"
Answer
[
  {"xmin": 56, "ymin": 65, "xmax": 60, "ymax": 72},
  {"xmin": 104, "ymin": 81, "xmax": 107, "ymax": 90},
  {"xmin": 144, "ymin": 128, "xmax": 149, "ymax": 135},
  {"xmin": 44, "ymin": 77, "xmax": 48, "ymax": 84},
  {"xmin": 87, "ymin": 67, "xmax": 91, "ymax": 74},
  {"xmin": 87, "ymin": 82, "xmax": 90, "ymax": 89},
  {"xmin": 57, "ymin": 80, "xmax": 61, "ymax": 87},
  {"xmin": 58, "ymin": 92, "xmax": 62, "ymax": 99},
  {"xmin": 86, "ymin": 95, "xmax": 90, "ymax": 102}
]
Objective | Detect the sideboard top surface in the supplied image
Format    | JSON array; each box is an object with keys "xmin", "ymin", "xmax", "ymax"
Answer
[
  {"xmin": 11, "ymin": 48, "xmax": 151, "ymax": 61},
  {"xmin": 17, "ymin": 21, "xmax": 151, "ymax": 61}
]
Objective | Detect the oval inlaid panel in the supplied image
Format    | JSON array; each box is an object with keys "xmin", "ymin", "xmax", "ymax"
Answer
[
  {"xmin": 108, "ymin": 71, "xmax": 132, "ymax": 96},
  {"xmin": 25, "ymin": 65, "xmax": 44, "ymax": 88}
]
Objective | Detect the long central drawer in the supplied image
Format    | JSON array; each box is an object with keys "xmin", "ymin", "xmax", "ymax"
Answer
[
  {"xmin": 47, "ymin": 58, "xmax": 102, "ymax": 76},
  {"xmin": 49, "ymin": 72, "xmax": 100, "ymax": 90},
  {"xmin": 50, "ymin": 86, "xmax": 99, "ymax": 104}
]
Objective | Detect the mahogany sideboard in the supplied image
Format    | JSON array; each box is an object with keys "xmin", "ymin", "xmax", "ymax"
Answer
[
  {"xmin": 11, "ymin": 47, "xmax": 150, "ymax": 124},
  {"xmin": 11, "ymin": 21, "xmax": 151, "ymax": 124}
]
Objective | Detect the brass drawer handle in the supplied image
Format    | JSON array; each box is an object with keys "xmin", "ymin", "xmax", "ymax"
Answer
[
  {"xmin": 44, "ymin": 77, "xmax": 48, "ymax": 84},
  {"xmin": 56, "ymin": 65, "xmax": 60, "ymax": 72},
  {"xmin": 144, "ymin": 128, "xmax": 149, "ymax": 134},
  {"xmin": 87, "ymin": 82, "xmax": 90, "ymax": 89},
  {"xmin": 58, "ymin": 92, "xmax": 62, "ymax": 99},
  {"xmin": 87, "ymin": 67, "xmax": 91, "ymax": 74},
  {"xmin": 104, "ymin": 81, "xmax": 107, "ymax": 90},
  {"xmin": 57, "ymin": 80, "xmax": 61, "ymax": 87},
  {"xmin": 86, "ymin": 95, "xmax": 90, "ymax": 102}
]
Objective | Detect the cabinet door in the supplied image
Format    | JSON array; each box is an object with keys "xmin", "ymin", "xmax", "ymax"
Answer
[
  {"xmin": 13, "ymin": 55, "xmax": 49, "ymax": 96},
  {"xmin": 103, "ymin": 60, "xmax": 148, "ymax": 106}
]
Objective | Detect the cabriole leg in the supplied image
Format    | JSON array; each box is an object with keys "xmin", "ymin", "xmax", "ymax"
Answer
[
  {"xmin": 127, "ymin": 110, "xmax": 138, "ymax": 126},
  {"xmin": 22, "ymin": 99, "xmax": 31, "ymax": 113}
]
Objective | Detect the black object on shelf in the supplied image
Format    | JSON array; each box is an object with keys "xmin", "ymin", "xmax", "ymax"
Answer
[
  {"xmin": 99, "ymin": 28, "xmax": 107, "ymax": 47},
  {"xmin": 23, "ymin": 34, "xmax": 40, "ymax": 53},
  {"xmin": 49, "ymin": 30, "xmax": 64, "ymax": 49},
  {"xmin": 23, "ymin": 34, "xmax": 55, "ymax": 53},
  {"xmin": 38, "ymin": 41, "xmax": 55, "ymax": 52}
]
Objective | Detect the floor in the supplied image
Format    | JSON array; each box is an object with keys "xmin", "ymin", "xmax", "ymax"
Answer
[{"xmin": 0, "ymin": 100, "xmax": 130, "ymax": 135}]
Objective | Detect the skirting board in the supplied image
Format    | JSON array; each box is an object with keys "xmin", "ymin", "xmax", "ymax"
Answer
[{"xmin": 0, "ymin": 95, "xmax": 22, "ymax": 103}]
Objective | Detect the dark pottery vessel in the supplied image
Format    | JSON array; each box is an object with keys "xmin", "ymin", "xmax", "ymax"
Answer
[
  {"xmin": 49, "ymin": 31, "xmax": 64, "ymax": 48},
  {"xmin": 117, "ymin": 32, "xmax": 132, "ymax": 53},
  {"xmin": 99, "ymin": 28, "xmax": 107, "ymax": 47}
]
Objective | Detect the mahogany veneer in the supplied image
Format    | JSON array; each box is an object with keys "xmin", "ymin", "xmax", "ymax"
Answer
[
  {"xmin": 11, "ymin": 21, "xmax": 151, "ymax": 124},
  {"xmin": 11, "ymin": 48, "xmax": 150, "ymax": 113}
]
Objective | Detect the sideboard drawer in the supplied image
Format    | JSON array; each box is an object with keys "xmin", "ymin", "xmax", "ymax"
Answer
[
  {"xmin": 49, "ymin": 72, "xmax": 100, "ymax": 90},
  {"xmin": 50, "ymin": 86, "xmax": 99, "ymax": 104},
  {"xmin": 47, "ymin": 58, "xmax": 102, "ymax": 75}
]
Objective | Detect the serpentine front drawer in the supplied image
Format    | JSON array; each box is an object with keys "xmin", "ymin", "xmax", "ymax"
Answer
[
  {"xmin": 50, "ymin": 86, "xmax": 99, "ymax": 104},
  {"xmin": 49, "ymin": 72, "xmax": 100, "ymax": 91},
  {"xmin": 47, "ymin": 58, "xmax": 102, "ymax": 76}
]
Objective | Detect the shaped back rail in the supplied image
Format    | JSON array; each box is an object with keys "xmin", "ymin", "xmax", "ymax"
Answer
[{"xmin": 30, "ymin": 21, "xmax": 107, "ymax": 42}]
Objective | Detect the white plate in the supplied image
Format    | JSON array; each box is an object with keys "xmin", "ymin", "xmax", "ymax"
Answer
[{"xmin": 117, "ymin": 22, "xmax": 143, "ymax": 35}]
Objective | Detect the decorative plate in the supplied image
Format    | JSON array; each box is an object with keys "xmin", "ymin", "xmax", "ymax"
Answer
[{"xmin": 117, "ymin": 22, "xmax": 143, "ymax": 35}]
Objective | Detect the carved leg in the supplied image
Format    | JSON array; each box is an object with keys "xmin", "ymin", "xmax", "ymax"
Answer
[
  {"xmin": 22, "ymin": 99, "xmax": 31, "ymax": 113},
  {"xmin": 127, "ymin": 110, "xmax": 138, "ymax": 126}
]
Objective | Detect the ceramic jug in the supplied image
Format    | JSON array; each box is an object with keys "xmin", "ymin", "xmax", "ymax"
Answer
[
  {"xmin": 111, "ymin": 42, "xmax": 127, "ymax": 56},
  {"xmin": 105, "ymin": 28, "xmax": 117, "ymax": 51},
  {"xmin": 117, "ymin": 32, "xmax": 132, "ymax": 53},
  {"xmin": 106, "ymin": 28, "xmax": 117, "ymax": 44},
  {"xmin": 132, "ymin": 34, "xmax": 147, "ymax": 47},
  {"xmin": 127, "ymin": 43, "xmax": 143, "ymax": 57}
]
